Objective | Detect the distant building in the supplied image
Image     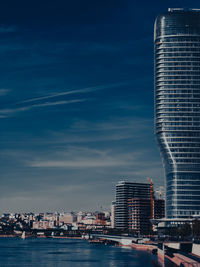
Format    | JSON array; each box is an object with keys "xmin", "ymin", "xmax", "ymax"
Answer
[
  {"xmin": 95, "ymin": 212, "xmax": 105, "ymax": 226},
  {"xmin": 82, "ymin": 215, "xmax": 96, "ymax": 225},
  {"xmin": 154, "ymin": 199, "xmax": 165, "ymax": 219},
  {"xmin": 111, "ymin": 201, "xmax": 116, "ymax": 228},
  {"xmin": 77, "ymin": 211, "xmax": 85, "ymax": 223},
  {"xmin": 32, "ymin": 220, "xmax": 54, "ymax": 229},
  {"xmin": 115, "ymin": 181, "xmax": 151, "ymax": 230},
  {"xmin": 59, "ymin": 212, "xmax": 77, "ymax": 225},
  {"xmin": 128, "ymin": 198, "xmax": 151, "ymax": 234}
]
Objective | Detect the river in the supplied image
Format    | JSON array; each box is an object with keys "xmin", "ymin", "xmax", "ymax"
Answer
[{"xmin": 0, "ymin": 237, "xmax": 165, "ymax": 266}]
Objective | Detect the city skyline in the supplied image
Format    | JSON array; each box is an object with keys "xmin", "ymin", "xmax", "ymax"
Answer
[{"xmin": 0, "ymin": 0, "xmax": 197, "ymax": 214}]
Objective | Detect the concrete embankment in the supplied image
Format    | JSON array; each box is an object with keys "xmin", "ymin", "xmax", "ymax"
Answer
[
  {"xmin": 89, "ymin": 235, "xmax": 200, "ymax": 266},
  {"xmin": 119, "ymin": 239, "xmax": 200, "ymax": 266},
  {"xmin": 130, "ymin": 242, "xmax": 157, "ymax": 251},
  {"xmin": 157, "ymin": 242, "xmax": 200, "ymax": 267},
  {"xmin": 130, "ymin": 242, "xmax": 200, "ymax": 266},
  {"xmin": 165, "ymin": 253, "xmax": 200, "ymax": 266}
]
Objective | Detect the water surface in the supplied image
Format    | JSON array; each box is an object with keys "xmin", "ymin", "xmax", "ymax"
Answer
[{"xmin": 0, "ymin": 237, "xmax": 161, "ymax": 267}]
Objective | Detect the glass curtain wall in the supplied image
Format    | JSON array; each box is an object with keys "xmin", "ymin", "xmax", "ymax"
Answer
[{"xmin": 154, "ymin": 9, "xmax": 200, "ymax": 218}]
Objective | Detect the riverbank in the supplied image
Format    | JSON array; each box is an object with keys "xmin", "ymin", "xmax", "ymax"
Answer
[{"xmin": 0, "ymin": 234, "xmax": 82, "ymax": 239}]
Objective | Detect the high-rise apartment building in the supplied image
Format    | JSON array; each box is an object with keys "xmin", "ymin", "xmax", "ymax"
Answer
[
  {"xmin": 128, "ymin": 198, "xmax": 151, "ymax": 234},
  {"xmin": 154, "ymin": 8, "xmax": 200, "ymax": 219},
  {"xmin": 115, "ymin": 181, "xmax": 151, "ymax": 230}
]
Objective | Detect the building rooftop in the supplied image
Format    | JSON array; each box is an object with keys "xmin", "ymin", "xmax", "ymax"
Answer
[{"xmin": 117, "ymin": 181, "xmax": 150, "ymax": 186}]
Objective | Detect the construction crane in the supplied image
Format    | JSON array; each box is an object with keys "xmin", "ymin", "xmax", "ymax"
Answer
[
  {"xmin": 159, "ymin": 186, "xmax": 162, "ymax": 199},
  {"xmin": 147, "ymin": 177, "xmax": 154, "ymax": 219}
]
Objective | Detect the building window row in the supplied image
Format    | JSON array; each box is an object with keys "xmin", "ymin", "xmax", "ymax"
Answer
[
  {"xmin": 157, "ymin": 57, "xmax": 200, "ymax": 62},
  {"xmin": 157, "ymin": 80, "xmax": 200, "ymax": 84},
  {"xmin": 169, "ymin": 158, "xmax": 200, "ymax": 163},
  {"xmin": 157, "ymin": 103, "xmax": 200, "ymax": 108},
  {"xmin": 162, "ymin": 144, "xmax": 200, "ymax": 149},
  {"xmin": 157, "ymin": 43, "xmax": 200, "ymax": 48},
  {"xmin": 167, "ymin": 181, "xmax": 200, "ymax": 187},
  {"xmin": 156, "ymin": 94, "xmax": 200, "ymax": 98},
  {"xmin": 157, "ymin": 67, "xmax": 200, "ymax": 71},
  {"xmin": 157, "ymin": 62, "xmax": 200, "ymax": 67},
  {"xmin": 156, "ymin": 84, "xmax": 199, "ymax": 89},
  {"xmin": 166, "ymin": 147, "xmax": 200, "ymax": 152},
  {"xmin": 157, "ymin": 117, "xmax": 200, "ymax": 121},
  {"xmin": 156, "ymin": 94, "xmax": 200, "ymax": 99},
  {"xmin": 157, "ymin": 122, "xmax": 200, "ymax": 127},
  {"xmin": 157, "ymin": 107, "xmax": 200, "ymax": 112},
  {"xmin": 157, "ymin": 71, "xmax": 200, "ymax": 76},
  {"xmin": 157, "ymin": 52, "xmax": 200, "ymax": 57},
  {"xmin": 157, "ymin": 37, "xmax": 200, "ymax": 42},
  {"xmin": 157, "ymin": 113, "xmax": 200, "ymax": 117},
  {"xmin": 159, "ymin": 132, "xmax": 200, "ymax": 137}
]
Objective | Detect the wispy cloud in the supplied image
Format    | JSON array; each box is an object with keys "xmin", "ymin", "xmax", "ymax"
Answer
[
  {"xmin": 0, "ymin": 26, "xmax": 17, "ymax": 33},
  {"xmin": 0, "ymin": 81, "xmax": 131, "ymax": 118},
  {"xmin": 69, "ymin": 118, "xmax": 151, "ymax": 131},
  {"xmin": 0, "ymin": 99, "xmax": 85, "ymax": 116},
  {"xmin": 28, "ymin": 99, "xmax": 85, "ymax": 108},
  {"xmin": 23, "ymin": 143, "xmax": 163, "ymax": 185},
  {"xmin": 19, "ymin": 87, "xmax": 96, "ymax": 104},
  {"xmin": 45, "ymin": 118, "xmax": 152, "ymax": 144},
  {"xmin": 27, "ymin": 145, "xmax": 142, "ymax": 169},
  {"xmin": 0, "ymin": 89, "xmax": 10, "ymax": 96},
  {"xmin": 18, "ymin": 82, "xmax": 129, "ymax": 104},
  {"xmin": 30, "ymin": 158, "xmax": 130, "ymax": 168}
]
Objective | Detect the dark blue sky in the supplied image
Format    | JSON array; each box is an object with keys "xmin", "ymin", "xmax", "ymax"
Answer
[{"xmin": 0, "ymin": 0, "xmax": 198, "ymax": 213}]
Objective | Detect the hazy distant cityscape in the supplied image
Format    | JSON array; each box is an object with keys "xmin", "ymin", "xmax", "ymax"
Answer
[{"xmin": 0, "ymin": 179, "xmax": 165, "ymax": 237}]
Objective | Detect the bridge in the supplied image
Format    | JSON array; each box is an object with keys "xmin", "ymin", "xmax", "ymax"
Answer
[{"xmin": 90, "ymin": 234, "xmax": 135, "ymax": 246}]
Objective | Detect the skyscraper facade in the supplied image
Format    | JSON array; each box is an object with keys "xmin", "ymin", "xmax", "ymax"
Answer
[{"xmin": 154, "ymin": 8, "xmax": 200, "ymax": 219}]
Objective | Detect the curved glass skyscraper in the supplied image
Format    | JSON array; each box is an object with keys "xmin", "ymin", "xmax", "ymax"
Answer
[{"xmin": 154, "ymin": 8, "xmax": 200, "ymax": 219}]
